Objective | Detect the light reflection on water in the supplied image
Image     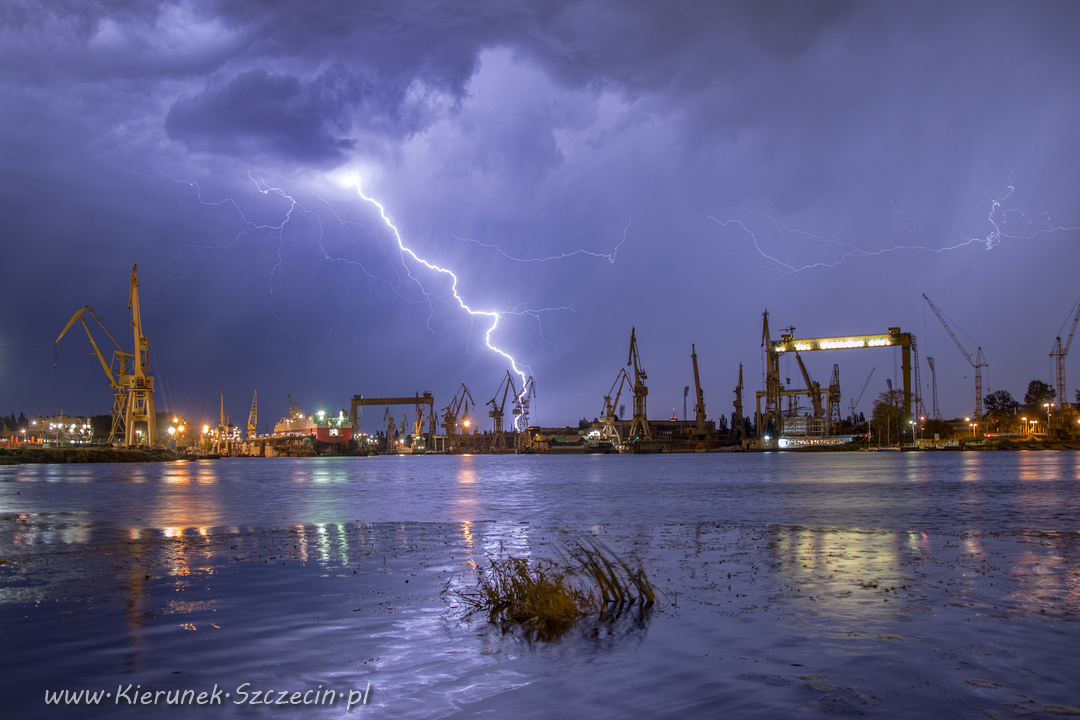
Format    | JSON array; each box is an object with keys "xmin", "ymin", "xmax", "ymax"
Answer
[
  {"xmin": 4, "ymin": 454, "xmax": 1080, "ymax": 717},
  {"xmin": 5, "ymin": 452, "xmax": 1080, "ymax": 534}
]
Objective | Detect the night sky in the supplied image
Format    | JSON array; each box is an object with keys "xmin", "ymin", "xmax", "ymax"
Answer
[{"xmin": 3, "ymin": 1, "xmax": 1080, "ymax": 431}]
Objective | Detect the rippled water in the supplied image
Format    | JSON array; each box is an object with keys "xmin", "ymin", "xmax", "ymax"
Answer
[{"xmin": 2, "ymin": 452, "xmax": 1079, "ymax": 718}]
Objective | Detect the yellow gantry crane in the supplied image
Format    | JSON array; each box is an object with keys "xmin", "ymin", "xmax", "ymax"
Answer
[
  {"xmin": 247, "ymin": 389, "xmax": 258, "ymax": 441},
  {"xmin": 626, "ymin": 327, "xmax": 651, "ymax": 443},
  {"xmin": 55, "ymin": 264, "xmax": 155, "ymax": 448}
]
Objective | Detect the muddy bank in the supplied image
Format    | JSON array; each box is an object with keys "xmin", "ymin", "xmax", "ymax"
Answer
[{"xmin": 0, "ymin": 447, "xmax": 180, "ymax": 464}]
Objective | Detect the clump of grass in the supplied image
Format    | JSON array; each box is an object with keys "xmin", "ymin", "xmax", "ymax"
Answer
[
  {"xmin": 443, "ymin": 535, "xmax": 655, "ymax": 642},
  {"xmin": 563, "ymin": 535, "xmax": 656, "ymax": 612}
]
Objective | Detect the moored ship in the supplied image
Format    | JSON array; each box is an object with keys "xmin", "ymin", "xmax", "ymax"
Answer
[{"xmin": 274, "ymin": 399, "xmax": 353, "ymax": 445}]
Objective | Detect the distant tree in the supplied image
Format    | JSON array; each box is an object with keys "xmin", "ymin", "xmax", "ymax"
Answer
[
  {"xmin": 90, "ymin": 415, "xmax": 112, "ymax": 439},
  {"xmin": 1023, "ymin": 380, "xmax": 1056, "ymax": 412},
  {"xmin": 716, "ymin": 414, "xmax": 729, "ymax": 433},
  {"xmin": 922, "ymin": 418, "xmax": 954, "ymax": 440},
  {"xmin": 871, "ymin": 389, "xmax": 905, "ymax": 445},
  {"xmin": 984, "ymin": 389, "xmax": 1020, "ymax": 416},
  {"xmin": 577, "ymin": 417, "xmax": 590, "ymax": 430}
]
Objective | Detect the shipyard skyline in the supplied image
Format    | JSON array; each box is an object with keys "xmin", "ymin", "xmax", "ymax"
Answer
[{"xmin": 3, "ymin": 2, "xmax": 1080, "ymax": 429}]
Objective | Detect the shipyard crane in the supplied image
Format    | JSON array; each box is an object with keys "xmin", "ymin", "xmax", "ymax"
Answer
[
  {"xmin": 827, "ymin": 364, "xmax": 841, "ymax": 431},
  {"xmin": 383, "ymin": 408, "xmax": 397, "ymax": 453},
  {"xmin": 514, "ymin": 376, "xmax": 536, "ymax": 430},
  {"xmin": 759, "ymin": 311, "xmax": 782, "ymax": 438},
  {"xmin": 412, "ymin": 398, "xmax": 428, "ymax": 450},
  {"xmin": 923, "ymin": 294, "xmax": 987, "ymax": 419},
  {"xmin": 691, "ymin": 344, "xmax": 707, "ymax": 431},
  {"xmin": 794, "ymin": 351, "xmax": 825, "ymax": 417},
  {"xmin": 513, "ymin": 376, "xmax": 536, "ymax": 451},
  {"xmin": 55, "ymin": 305, "xmax": 132, "ymax": 445},
  {"xmin": 626, "ymin": 327, "xmax": 651, "ymax": 442},
  {"xmin": 926, "ymin": 357, "xmax": 942, "ymax": 420},
  {"xmin": 487, "ymin": 370, "xmax": 518, "ymax": 451},
  {"xmin": 600, "ymin": 368, "xmax": 632, "ymax": 447},
  {"xmin": 441, "ymin": 382, "xmax": 475, "ymax": 450},
  {"xmin": 54, "ymin": 264, "xmax": 155, "ymax": 447},
  {"xmin": 848, "ymin": 367, "xmax": 876, "ymax": 423},
  {"xmin": 911, "ymin": 335, "xmax": 927, "ymax": 420},
  {"xmin": 731, "ymin": 363, "xmax": 746, "ymax": 442},
  {"xmin": 1050, "ymin": 296, "xmax": 1080, "ymax": 407},
  {"xmin": 247, "ymin": 390, "xmax": 258, "ymax": 441},
  {"xmin": 125, "ymin": 265, "xmax": 156, "ymax": 448},
  {"xmin": 213, "ymin": 385, "xmax": 231, "ymax": 455}
]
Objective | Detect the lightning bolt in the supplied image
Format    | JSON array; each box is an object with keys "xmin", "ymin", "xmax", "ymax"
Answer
[
  {"xmin": 711, "ymin": 176, "xmax": 1079, "ymax": 278},
  {"xmin": 443, "ymin": 209, "xmax": 633, "ymax": 264},
  {"xmin": 351, "ymin": 181, "xmax": 533, "ymax": 402},
  {"xmin": 99, "ymin": 158, "xmax": 609, "ymax": 427}
]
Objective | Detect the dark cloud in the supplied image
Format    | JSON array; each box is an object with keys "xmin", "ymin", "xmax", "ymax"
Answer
[
  {"xmin": 3, "ymin": 0, "xmax": 1080, "ymax": 426},
  {"xmin": 165, "ymin": 68, "xmax": 356, "ymax": 163}
]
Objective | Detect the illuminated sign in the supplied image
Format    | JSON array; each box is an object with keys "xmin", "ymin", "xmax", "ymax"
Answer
[{"xmin": 772, "ymin": 334, "xmax": 902, "ymax": 353}]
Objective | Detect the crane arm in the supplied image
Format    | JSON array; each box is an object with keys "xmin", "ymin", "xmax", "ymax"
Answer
[
  {"xmin": 852, "ymin": 367, "xmax": 876, "ymax": 409},
  {"xmin": 1060, "ymin": 297, "xmax": 1080, "ymax": 356},
  {"xmin": 795, "ymin": 350, "xmax": 824, "ymax": 416},
  {"xmin": 603, "ymin": 368, "xmax": 631, "ymax": 417},
  {"xmin": 923, "ymin": 294, "xmax": 975, "ymax": 367},
  {"xmin": 691, "ymin": 344, "xmax": 706, "ymax": 424},
  {"xmin": 55, "ymin": 306, "xmax": 119, "ymax": 386}
]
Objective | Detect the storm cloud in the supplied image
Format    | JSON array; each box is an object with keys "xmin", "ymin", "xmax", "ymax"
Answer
[{"xmin": 2, "ymin": 0, "xmax": 1079, "ymax": 429}]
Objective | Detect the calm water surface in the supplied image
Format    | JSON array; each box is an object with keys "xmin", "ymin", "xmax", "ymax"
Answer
[
  {"xmin": 2, "ymin": 452, "xmax": 1079, "ymax": 719},
  {"xmin": 4, "ymin": 451, "xmax": 1080, "ymax": 531}
]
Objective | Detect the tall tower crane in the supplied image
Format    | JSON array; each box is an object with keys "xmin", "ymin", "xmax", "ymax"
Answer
[
  {"xmin": 626, "ymin": 327, "xmax": 651, "ymax": 442},
  {"xmin": 247, "ymin": 389, "xmax": 258, "ymax": 441},
  {"xmin": 126, "ymin": 264, "xmax": 156, "ymax": 448},
  {"xmin": 926, "ymin": 357, "xmax": 942, "ymax": 420},
  {"xmin": 691, "ymin": 344, "xmax": 707, "ymax": 431},
  {"xmin": 911, "ymin": 335, "xmax": 927, "ymax": 420},
  {"xmin": 487, "ymin": 370, "xmax": 518, "ymax": 451},
  {"xmin": 1050, "ymin": 296, "xmax": 1080, "ymax": 407},
  {"xmin": 731, "ymin": 363, "xmax": 746, "ymax": 442},
  {"xmin": 923, "ymin": 294, "xmax": 987, "ymax": 419},
  {"xmin": 827, "ymin": 364, "xmax": 841, "ymax": 431}
]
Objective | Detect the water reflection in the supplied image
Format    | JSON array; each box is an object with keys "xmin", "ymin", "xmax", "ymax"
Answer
[
  {"xmin": 770, "ymin": 526, "xmax": 923, "ymax": 626},
  {"xmin": 960, "ymin": 452, "xmax": 984, "ymax": 482}
]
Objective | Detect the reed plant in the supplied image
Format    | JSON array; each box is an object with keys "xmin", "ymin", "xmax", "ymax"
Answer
[{"xmin": 443, "ymin": 535, "xmax": 655, "ymax": 641}]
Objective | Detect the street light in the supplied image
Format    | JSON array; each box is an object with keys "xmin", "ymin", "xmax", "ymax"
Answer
[
  {"xmin": 1044, "ymin": 402, "xmax": 1053, "ymax": 430},
  {"xmin": 970, "ymin": 421, "xmax": 977, "ymax": 437}
]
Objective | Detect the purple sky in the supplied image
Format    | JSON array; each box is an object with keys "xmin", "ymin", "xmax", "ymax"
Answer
[{"xmin": 3, "ymin": 1, "xmax": 1080, "ymax": 431}]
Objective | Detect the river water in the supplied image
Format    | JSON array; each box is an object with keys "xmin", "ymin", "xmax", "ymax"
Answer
[{"xmin": 2, "ymin": 452, "xmax": 1079, "ymax": 718}]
